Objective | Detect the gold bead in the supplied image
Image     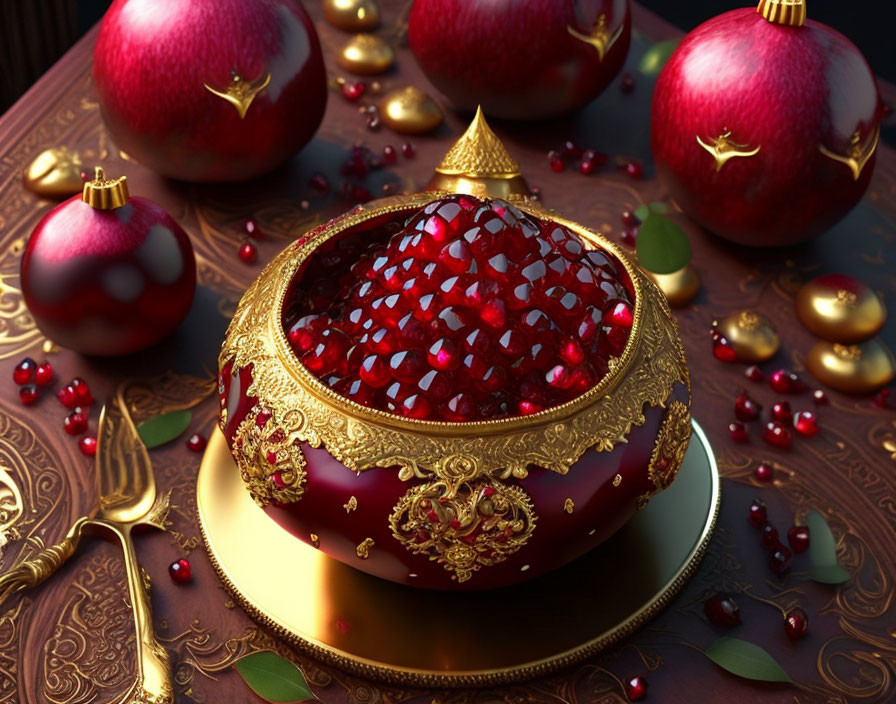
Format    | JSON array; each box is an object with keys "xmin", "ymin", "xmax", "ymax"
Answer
[
  {"xmin": 323, "ymin": 0, "xmax": 379, "ymax": 32},
  {"xmin": 644, "ymin": 264, "xmax": 700, "ymax": 308},
  {"xmin": 337, "ymin": 34, "xmax": 394, "ymax": 75},
  {"xmin": 796, "ymin": 274, "xmax": 886, "ymax": 343},
  {"xmin": 806, "ymin": 339, "xmax": 895, "ymax": 394},
  {"xmin": 380, "ymin": 86, "xmax": 444, "ymax": 135},
  {"xmin": 23, "ymin": 147, "xmax": 84, "ymax": 198},
  {"xmin": 715, "ymin": 310, "xmax": 780, "ymax": 362}
]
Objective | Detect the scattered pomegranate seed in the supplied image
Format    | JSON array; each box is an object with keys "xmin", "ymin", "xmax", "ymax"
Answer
[
  {"xmin": 788, "ymin": 525, "xmax": 810, "ymax": 553},
  {"xmin": 341, "ymin": 81, "xmax": 365, "ymax": 101},
  {"xmin": 704, "ymin": 593, "xmax": 741, "ymax": 627},
  {"xmin": 309, "ymin": 172, "xmax": 330, "ymax": 195},
  {"xmin": 748, "ymin": 499, "xmax": 767, "ymax": 528},
  {"xmin": 239, "ymin": 242, "xmax": 258, "ymax": 264},
  {"xmin": 13, "ymin": 357, "xmax": 36, "ymax": 385},
  {"xmin": 624, "ymin": 161, "xmax": 643, "ymax": 179},
  {"xmin": 812, "ymin": 389, "xmax": 829, "ymax": 405},
  {"xmin": 71, "ymin": 378, "xmax": 92, "ymax": 405},
  {"xmin": 366, "ymin": 111, "xmax": 381, "ymax": 130},
  {"xmin": 620, "ymin": 72, "xmax": 635, "ymax": 93},
  {"xmin": 57, "ymin": 385, "xmax": 77, "ymax": 408},
  {"xmin": 769, "ymin": 545, "xmax": 792, "ymax": 574},
  {"xmin": 874, "ymin": 389, "xmax": 890, "ymax": 408},
  {"xmin": 793, "ymin": 410, "xmax": 819, "ymax": 437},
  {"xmin": 579, "ymin": 156, "xmax": 597, "ymax": 175},
  {"xmin": 745, "ymin": 365, "xmax": 764, "ymax": 382},
  {"xmin": 401, "ymin": 142, "xmax": 416, "ymax": 158},
  {"xmin": 561, "ymin": 140, "xmax": 581, "ymax": 159},
  {"xmin": 762, "ymin": 421, "xmax": 792, "ymax": 448},
  {"xmin": 168, "ymin": 558, "xmax": 192, "ymax": 584},
  {"xmin": 63, "ymin": 408, "xmax": 88, "ymax": 436},
  {"xmin": 784, "ymin": 608, "xmax": 808, "ymax": 639},
  {"xmin": 187, "ymin": 433, "xmax": 207, "ymax": 452},
  {"xmin": 735, "ymin": 390, "xmax": 762, "ymax": 421},
  {"xmin": 626, "ymin": 676, "xmax": 647, "ymax": 702},
  {"xmin": 244, "ymin": 219, "xmax": 261, "ymax": 238},
  {"xmin": 769, "ymin": 369, "xmax": 807, "ymax": 394},
  {"xmin": 728, "ymin": 421, "xmax": 749, "ymax": 443},
  {"xmin": 621, "ymin": 210, "xmax": 640, "ymax": 229},
  {"xmin": 35, "ymin": 362, "xmax": 53, "ymax": 386},
  {"xmin": 755, "ymin": 463, "xmax": 773, "ymax": 482},
  {"xmin": 548, "ymin": 150, "xmax": 565, "ymax": 173},
  {"xmin": 78, "ymin": 436, "xmax": 98, "ymax": 456},
  {"xmin": 713, "ymin": 337, "xmax": 736, "ymax": 363},
  {"xmin": 770, "ymin": 401, "xmax": 792, "ymax": 423},
  {"xmin": 382, "ymin": 144, "xmax": 397, "ymax": 165},
  {"xmin": 760, "ymin": 522, "xmax": 779, "ymax": 549},
  {"xmin": 621, "ymin": 227, "xmax": 638, "ymax": 247},
  {"xmin": 19, "ymin": 384, "xmax": 38, "ymax": 406}
]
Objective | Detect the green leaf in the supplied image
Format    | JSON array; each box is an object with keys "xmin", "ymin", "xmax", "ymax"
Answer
[
  {"xmin": 136, "ymin": 410, "xmax": 192, "ymax": 449},
  {"xmin": 636, "ymin": 212, "xmax": 692, "ymax": 274},
  {"xmin": 634, "ymin": 204, "xmax": 650, "ymax": 222},
  {"xmin": 639, "ymin": 39, "xmax": 680, "ymax": 75},
  {"xmin": 635, "ymin": 202, "xmax": 670, "ymax": 222},
  {"xmin": 649, "ymin": 201, "xmax": 669, "ymax": 214},
  {"xmin": 806, "ymin": 509, "xmax": 850, "ymax": 585},
  {"xmin": 810, "ymin": 564, "xmax": 851, "ymax": 584},
  {"xmin": 705, "ymin": 637, "xmax": 792, "ymax": 683},
  {"xmin": 233, "ymin": 651, "xmax": 315, "ymax": 703}
]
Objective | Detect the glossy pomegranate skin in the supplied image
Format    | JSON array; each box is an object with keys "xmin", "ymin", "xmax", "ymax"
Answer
[
  {"xmin": 651, "ymin": 9, "xmax": 880, "ymax": 247},
  {"xmin": 21, "ymin": 196, "xmax": 196, "ymax": 356},
  {"xmin": 222, "ymin": 360, "xmax": 687, "ymax": 590},
  {"xmin": 93, "ymin": 0, "xmax": 327, "ymax": 182},
  {"xmin": 408, "ymin": 0, "xmax": 631, "ymax": 120}
]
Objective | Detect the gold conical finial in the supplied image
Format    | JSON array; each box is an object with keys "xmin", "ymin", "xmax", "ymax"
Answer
[
  {"xmin": 427, "ymin": 107, "xmax": 531, "ymax": 199},
  {"xmin": 82, "ymin": 166, "xmax": 129, "ymax": 209},
  {"xmin": 757, "ymin": 0, "xmax": 806, "ymax": 27}
]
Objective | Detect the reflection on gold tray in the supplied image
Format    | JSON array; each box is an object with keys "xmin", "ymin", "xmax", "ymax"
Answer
[{"xmin": 197, "ymin": 420, "xmax": 720, "ymax": 687}]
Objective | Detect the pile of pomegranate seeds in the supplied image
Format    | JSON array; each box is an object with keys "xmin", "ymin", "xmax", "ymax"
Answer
[{"xmin": 282, "ymin": 195, "xmax": 635, "ymax": 421}]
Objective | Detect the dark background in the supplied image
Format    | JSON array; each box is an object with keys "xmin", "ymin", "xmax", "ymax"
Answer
[{"xmin": 1, "ymin": 0, "xmax": 895, "ymax": 113}]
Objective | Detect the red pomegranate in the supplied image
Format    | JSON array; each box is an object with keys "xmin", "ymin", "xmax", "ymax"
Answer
[
  {"xmin": 408, "ymin": 0, "xmax": 631, "ymax": 120},
  {"xmin": 93, "ymin": 0, "xmax": 327, "ymax": 183},
  {"xmin": 651, "ymin": 0, "xmax": 881, "ymax": 247}
]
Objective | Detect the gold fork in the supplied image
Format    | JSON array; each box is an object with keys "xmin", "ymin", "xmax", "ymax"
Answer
[{"xmin": 0, "ymin": 397, "xmax": 173, "ymax": 703}]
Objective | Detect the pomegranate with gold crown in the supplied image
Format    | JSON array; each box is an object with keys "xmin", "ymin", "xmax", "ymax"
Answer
[
  {"xmin": 218, "ymin": 110, "xmax": 691, "ymax": 589},
  {"xmin": 651, "ymin": 0, "xmax": 882, "ymax": 247}
]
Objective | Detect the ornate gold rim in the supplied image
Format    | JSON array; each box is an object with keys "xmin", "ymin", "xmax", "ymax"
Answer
[
  {"xmin": 219, "ymin": 194, "xmax": 690, "ymax": 498},
  {"xmin": 197, "ymin": 420, "xmax": 719, "ymax": 687}
]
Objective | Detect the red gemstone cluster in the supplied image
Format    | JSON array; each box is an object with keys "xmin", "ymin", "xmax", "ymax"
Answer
[{"xmin": 282, "ymin": 195, "xmax": 635, "ymax": 421}]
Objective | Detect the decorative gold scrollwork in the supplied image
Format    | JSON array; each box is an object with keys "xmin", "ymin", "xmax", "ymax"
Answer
[
  {"xmin": 819, "ymin": 126, "xmax": 879, "ymax": 181},
  {"xmin": 648, "ymin": 401, "xmax": 691, "ymax": 491},
  {"xmin": 696, "ymin": 131, "xmax": 761, "ymax": 172},
  {"xmin": 203, "ymin": 71, "xmax": 271, "ymax": 119}
]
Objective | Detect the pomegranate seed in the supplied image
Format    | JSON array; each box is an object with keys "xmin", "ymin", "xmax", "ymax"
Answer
[
  {"xmin": 169, "ymin": 558, "xmax": 192, "ymax": 584},
  {"xmin": 579, "ymin": 157, "xmax": 597, "ymax": 175},
  {"xmin": 621, "ymin": 227, "xmax": 638, "ymax": 247},
  {"xmin": 735, "ymin": 390, "xmax": 761, "ymax": 421},
  {"xmin": 784, "ymin": 608, "xmax": 808, "ymax": 640},
  {"xmin": 704, "ymin": 594, "xmax": 741, "ymax": 627},
  {"xmin": 713, "ymin": 338, "xmax": 736, "ymax": 363},
  {"xmin": 748, "ymin": 499, "xmax": 767, "ymax": 528},
  {"xmin": 239, "ymin": 242, "xmax": 258, "ymax": 263},
  {"xmin": 71, "ymin": 378, "xmax": 92, "ymax": 405},
  {"xmin": 728, "ymin": 421, "xmax": 749, "ymax": 443},
  {"xmin": 874, "ymin": 389, "xmax": 890, "ymax": 408},
  {"xmin": 560, "ymin": 140, "xmax": 581, "ymax": 159},
  {"xmin": 18, "ymin": 384, "xmax": 38, "ymax": 406},
  {"xmin": 620, "ymin": 72, "xmax": 635, "ymax": 93},
  {"xmin": 382, "ymin": 145, "xmax": 397, "ymax": 165},
  {"xmin": 624, "ymin": 161, "xmax": 643, "ymax": 179},
  {"xmin": 35, "ymin": 362, "xmax": 53, "ymax": 386},
  {"xmin": 245, "ymin": 219, "xmax": 261, "ymax": 237},
  {"xmin": 745, "ymin": 365, "xmax": 764, "ymax": 382},
  {"xmin": 341, "ymin": 81, "xmax": 365, "ymax": 101},
  {"xmin": 63, "ymin": 408, "xmax": 88, "ymax": 436},
  {"xmin": 787, "ymin": 525, "xmax": 810, "ymax": 553},
  {"xmin": 625, "ymin": 676, "xmax": 647, "ymax": 702},
  {"xmin": 760, "ymin": 522, "xmax": 779, "ymax": 549},
  {"xmin": 13, "ymin": 357, "xmax": 36, "ymax": 385},
  {"xmin": 548, "ymin": 150, "xmax": 565, "ymax": 173},
  {"xmin": 401, "ymin": 142, "xmax": 415, "ymax": 158},
  {"xmin": 755, "ymin": 463, "xmax": 773, "ymax": 482},
  {"xmin": 771, "ymin": 401, "xmax": 792, "ymax": 423},
  {"xmin": 813, "ymin": 389, "xmax": 828, "ymax": 405},
  {"xmin": 187, "ymin": 433, "xmax": 207, "ymax": 452},
  {"xmin": 769, "ymin": 369, "xmax": 807, "ymax": 394},
  {"xmin": 620, "ymin": 210, "xmax": 640, "ymax": 228},
  {"xmin": 769, "ymin": 545, "xmax": 792, "ymax": 574},
  {"xmin": 366, "ymin": 112, "xmax": 381, "ymax": 130},
  {"xmin": 309, "ymin": 172, "xmax": 330, "ymax": 195},
  {"xmin": 57, "ymin": 385, "xmax": 77, "ymax": 408},
  {"xmin": 78, "ymin": 436, "xmax": 98, "ymax": 456},
  {"xmin": 793, "ymin": 410, "xmax": 819, "ymax": 437},
  {"xmin": 762, "ymin": 421, "xmax": 792, "ymax": 448}
]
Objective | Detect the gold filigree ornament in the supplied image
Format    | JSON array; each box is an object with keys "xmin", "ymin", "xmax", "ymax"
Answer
[
  {"xmin": 648, "ymin": 401, "xmax": 691, "ymax": 491},
  {"xmin": 567, "ymin": 13, "xmax": 624, "ymax": 62},
  {"xmin": 696, "ymin": 131, "xmax": 761, "ymax": 172},
  {"xmin": 204, "ymin": 71, "xmax": 271, "ymax": 119},
  {"xmin": 819, "ymin": 126, "xmax": 879, "ymax": 181}
]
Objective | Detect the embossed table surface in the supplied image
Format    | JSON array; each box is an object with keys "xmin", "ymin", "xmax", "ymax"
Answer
[{"xmin": 1, "ymin": 3, "xmax": 895, "ymax": 703}]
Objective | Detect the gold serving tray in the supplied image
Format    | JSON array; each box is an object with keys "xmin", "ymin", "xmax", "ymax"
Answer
[{"xmin": 197, "ymin": 421, "xmax": 719, "ymax": 687}]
